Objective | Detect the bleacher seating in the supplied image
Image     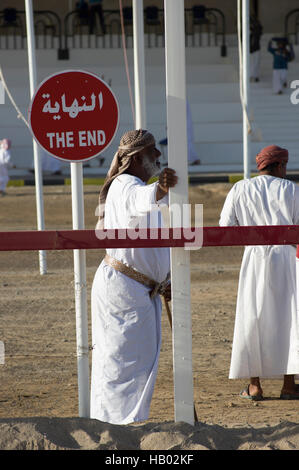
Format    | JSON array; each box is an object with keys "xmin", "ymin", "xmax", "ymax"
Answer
[{"xmin": 1, "ymin": 30, "xmax": 299, "ymax": 178}]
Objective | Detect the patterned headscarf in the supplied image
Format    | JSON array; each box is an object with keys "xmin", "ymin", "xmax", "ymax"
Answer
[
  {"xmin": 256, "ymin": 145, "xmax": 288, "ymax": 171},
  {"xmin": 97, "ymin": 129, "xmax": 156, "ymax": 225}
]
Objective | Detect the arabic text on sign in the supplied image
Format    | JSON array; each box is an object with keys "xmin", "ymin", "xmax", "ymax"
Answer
[{"xmin": 42, "ymin": 93, "xmax": 103, "ymax": 120}]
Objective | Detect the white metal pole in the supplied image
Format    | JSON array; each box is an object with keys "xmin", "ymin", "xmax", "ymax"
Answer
[
  {"xmin": 242, "ymin": 0, "xmax": 251, "ymax": 179},
  {"xmin": 133, "ymin": 0, "xmax": 146, "ymax": 128},
  {"xmin": 164, "ymin": 0, "xmax": 194, "ymax": 425},
  {"xmin": 25, "ymin": 0, "xmax": 47, "ymax": 275},
  {"xmin": 71, "ymin": 162, "xmax": 90, "ymax": 418}
]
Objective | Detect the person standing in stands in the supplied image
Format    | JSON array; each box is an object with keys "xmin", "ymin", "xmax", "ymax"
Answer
[
  {"xmin": 250, "ymin": 16, "xmax": 263, "ymax": 82},
  {"xmin": 268, "ymin": 38, "xmax": 295, "ymax": 94},
  {"xmin": 88, "ymin": 0, "xmax": 106, "ymax": 35}
]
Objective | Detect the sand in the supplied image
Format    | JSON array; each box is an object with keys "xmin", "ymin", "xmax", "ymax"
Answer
[{"xmin": 0, "ymin": 182, "xmax": 298, "ymax": 451}]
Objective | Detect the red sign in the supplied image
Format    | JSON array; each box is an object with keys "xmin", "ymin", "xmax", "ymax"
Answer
[{"xmin": 28, "ymin": 70, "xmax": 119, "ymax": 162}]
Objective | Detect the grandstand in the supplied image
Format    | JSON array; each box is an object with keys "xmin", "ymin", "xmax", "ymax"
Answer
[{"xmin": 1, "ymin": 2, "xmax": 299, "ymax": 180}]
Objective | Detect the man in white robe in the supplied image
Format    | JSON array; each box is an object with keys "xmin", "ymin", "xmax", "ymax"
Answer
[
  {"xmin": 220, "ymin": 145, "xmax": 299, "ymax": 400},
  {"xmin": 90, "ymin": 129, "xmax": 178, "ymax": 424}
]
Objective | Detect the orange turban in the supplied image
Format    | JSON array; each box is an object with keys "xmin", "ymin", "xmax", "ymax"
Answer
[{"xmin": 256, "ymin": 145, "xmax": 288, "ymax": 171}]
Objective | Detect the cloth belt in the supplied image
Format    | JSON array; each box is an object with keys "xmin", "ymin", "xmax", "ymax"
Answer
[{"xmin": 104, "ymin": 254, "xmax": 170, "ymax": 299}]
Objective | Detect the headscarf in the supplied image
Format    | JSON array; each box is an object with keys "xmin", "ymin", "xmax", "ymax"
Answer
[
  {"xmin": 97, "ymin": 129, "xmax": 156, "ymax": 225},
  {"xmin": 256, "ymin": 145, "xmax": 288, "ymax": 171},
  {"xmin": 0, "ymin": 139, "xmax": 11, "ymax": 150}
]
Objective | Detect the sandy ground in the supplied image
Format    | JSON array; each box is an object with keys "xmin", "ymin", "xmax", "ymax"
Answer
[{"xmin": 0, "ymin": 182, "xmax": 298, "ymax": 451}]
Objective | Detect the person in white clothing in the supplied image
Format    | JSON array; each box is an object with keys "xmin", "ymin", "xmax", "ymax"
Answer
[
  {"xmin": 220, "ymin": 145, "xmax": 299, "ymax": 400},
  {"xmin": 41, "ymin": 150, "xmax": 62, "ymax": 175},
  {"xmin": 90, "ymin": 129, "xmax": 178, "ymax": 424},
  {"xmin": 29, "ymin": 149, "xmax": 62, "ymax": 175},
  {"xmin": 0, "ymin": 138, "xmax": 13, "ymax": 195},
  {"xmin": 159, "ymin": 100, "xmax": 200, "ymax": 166},
  {"xmin": 186, "ymin": 101, "xmax": 200, "ymax": 165}
]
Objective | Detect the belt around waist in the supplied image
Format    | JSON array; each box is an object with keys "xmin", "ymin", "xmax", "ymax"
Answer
[{"xmin": 104, "ymin": 254, "xmax": 170, "ymax": 298}]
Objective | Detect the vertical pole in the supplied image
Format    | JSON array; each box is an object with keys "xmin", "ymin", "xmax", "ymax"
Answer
[
  {"xmin": 71, "ymin": 162, "xmax": 90, "ymax": 418},
  {"xmin": 133, "ymin": 0, "xmax": 146, "ymax": 128},
  {"xmin": 164, "ymin": 0, "xmax": 194, "ymax": 425},
  {"xmin": 25, "ymin": 0, "xmax": 47, "ymax": 274},
  {"xmin": 242, "ymin": 0, "xmax": 251, "ymax": 179}
]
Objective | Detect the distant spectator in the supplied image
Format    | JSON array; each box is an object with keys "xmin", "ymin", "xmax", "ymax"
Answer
[
  {"xmin": 76, "ymin": 0, "xmax": 89, "ymax": 24},
  {"xmin": 0, "ymin": 139, "xmax": 13, "ymax": 196},
  {"xmin": 41, "ymin": 150, "xmax": 62, "ymax": 175},
  {"xmin": 186, "ymin": 101, "xmax": 200, "ymax": 165},
  {"xmin": 88, "ymin": 0, "xmax": 106, "ymax": 35},
  {"xmin": 268, "ymin": 38, "xmax": 295, "ymax": 94},
  {"xmin": 250, "ymin": 16, "xmax": 263, "ymax": 82},
  {"xmin": 159, "ymin": 101, "xmax": 200, "ymax": 166},
  {"xmin": 29, "ymin": 149, "xmax": 62, "ymax": 176}
]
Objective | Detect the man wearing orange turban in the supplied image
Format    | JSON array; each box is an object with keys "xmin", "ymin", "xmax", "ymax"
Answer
[
  {"xmin": 256, "ymin": 144, "xmax": 289, "ymax": 172},
  {"xmin": 219, "ymin": 144, "xmax": 299, "ymax": 401}
]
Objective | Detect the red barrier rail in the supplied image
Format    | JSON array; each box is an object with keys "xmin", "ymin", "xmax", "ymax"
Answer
[{"xmin": 0, "ymin": 225, "xmax": 299, "ymax": 251}]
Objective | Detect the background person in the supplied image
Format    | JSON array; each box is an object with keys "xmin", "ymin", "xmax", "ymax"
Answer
[
  {"xmin": 41, "ymin": 150, "xmax": 62, "ymax": 175},
  {"xmin": 88, "ymin": 0, "xmax": 106, "ymax": 35},
  {"xmin": 159, "ymin": 101, "xmax": 200, "ymax": 166},
  {"xmin": 268, "ymin": 38, "xmax": 295, "ymax": 94},
  {"xmin": 250, "ymin": 15, "xmax": 263, "ymax": 82},
  {"xmin": 219, "ymin": 145, "xmax": 299, "ymax": 400},
  {"xmin": 0, "ymin": 138, "xmax": 13, "ymax": 196}
]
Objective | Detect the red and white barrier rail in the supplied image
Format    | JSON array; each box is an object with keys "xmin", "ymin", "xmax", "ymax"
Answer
[{"xmin": 0, "ymin": 225, "xmax": 299, "ymax": 251}]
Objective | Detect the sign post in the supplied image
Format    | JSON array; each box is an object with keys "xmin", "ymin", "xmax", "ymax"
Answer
[
  {"xmin": 25, "ymin": 0, "xmax": 46, "ymax": 275},
  {"xmin": 164, "ymin": 0, "xmax": 195, "ymax": 425},
  {"xmin": 242, "ymin": 0, "xmax": 251, "ymax": 179},
  {"xmin": 28, "ymin": 70, "xmax": 119, "ymax": 417},
  {"xmin": 133, "ymin": 0, "xmax": 146, "ymax": 129}
]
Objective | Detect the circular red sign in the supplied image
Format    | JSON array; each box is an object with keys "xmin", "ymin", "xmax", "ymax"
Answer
[{"xmin": 28, "ymin": 70, "xmax": 119, "ymax": 162}]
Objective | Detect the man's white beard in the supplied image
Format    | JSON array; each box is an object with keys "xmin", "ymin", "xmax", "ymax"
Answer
[{"xmin": 142, "ymin": 155, "xmax": 160, "ymax": 178}]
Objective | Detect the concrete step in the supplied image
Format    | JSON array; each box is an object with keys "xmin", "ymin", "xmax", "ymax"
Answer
[
  {"xmin": 0, "ymin": 119, "xmax": 244, "ymax": 148},
  {"xmin": 1, "ymin": 101, "xmax": 244, "ymax": 126},
  {"xmin": 2, "ymin": 82, "xmax": 241, "ymax": 106},
  {"xmin": 0, "ymin": 45, "xmax": 232, "ymax": 68},
  {"xmin": 1, "ymin": 63, "xmax": 238, "ymax": 86},
  {"xmin": 8, "ymin": 161, "xmax": 299, "ymax": 179},
  {"xmin": 7, "ymin": 137, "xmax": 299, "ymax": 172},
  {"xmin": 193, "ymin": 141, "xmax": 299, "ymax": 166}
]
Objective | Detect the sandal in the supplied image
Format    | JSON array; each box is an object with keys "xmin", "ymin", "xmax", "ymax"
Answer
[{"xmin": 239, "ymin": 385, "xmax": 263, "ymax": 401}]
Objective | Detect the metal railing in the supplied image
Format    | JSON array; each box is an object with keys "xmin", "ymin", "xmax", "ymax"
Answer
[
  {"xmin": 0, "ymin": 8, "xmax": 63, "ymax": 52},
  {"xmin": 64, "ymin": 8, "xmax": 124, "ymax": 50},
  {"xmin": 64, "ymin": 6, "xmax": 226, "ymax": 54},
  {"xmin": 185, "ymin": 7, "xmax": 226, "ymax": 51},
  {"xmin": 0, "ymin": 6, "xmax": 226, "ymax": 56},
  {"xmin": 285, "ymin": 9, "xmax": 299, "ymax": 45}
]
